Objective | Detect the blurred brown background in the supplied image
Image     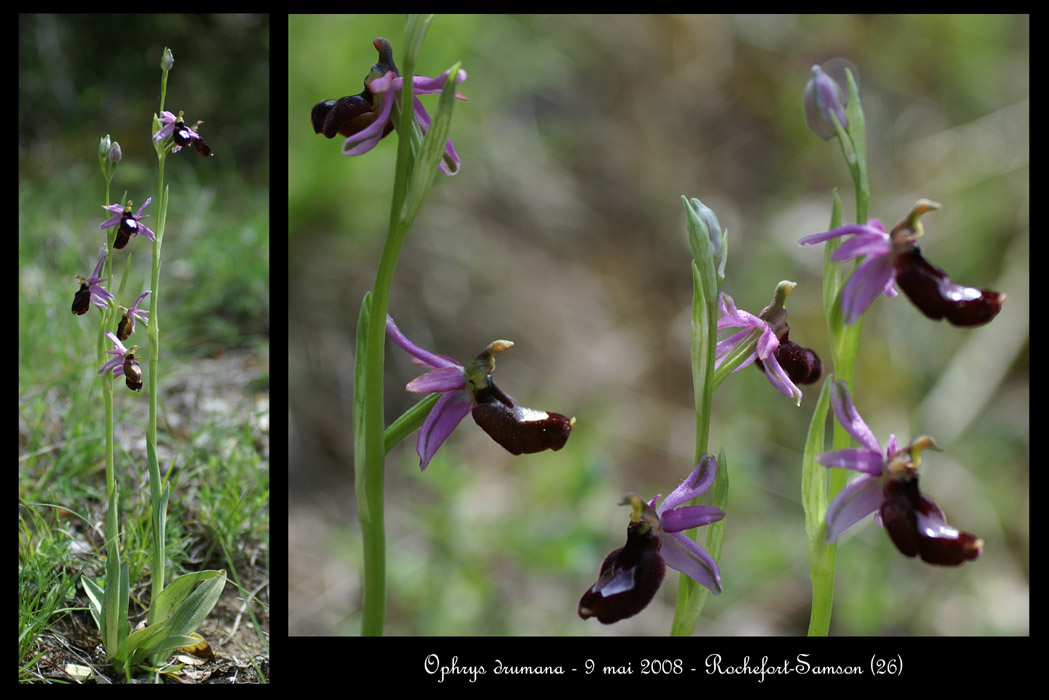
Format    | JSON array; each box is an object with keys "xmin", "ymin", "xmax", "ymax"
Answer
[{"xmin": 289, "ymin": 14, "xmax": 1028, "ymax": 635}]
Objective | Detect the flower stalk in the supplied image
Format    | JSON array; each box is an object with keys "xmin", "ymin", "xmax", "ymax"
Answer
[
  {"xmin": 670, "ymin": 197, "xmax": 729, "ymax": 635},
  {"xmin": 796, "ymin": 62, "xmax": 875, "ymax": 635},
  {"xmin": 346, "ymin": 15, "xmax": 465, "ymax": 635}
]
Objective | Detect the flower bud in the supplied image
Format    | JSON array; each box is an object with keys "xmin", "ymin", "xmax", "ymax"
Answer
[
  {"xmin": 684, "ymin": 197, "xmax": 726, "ymax": 277},
  {"xmin": 107, "ymin": 141, "xmax": 122, "ymax": 163},
  {"xmin": 162, "ymin": 47, "xmax": 174, "ymax": 72},
  {"xmin": 804, "ymin": 64, "xmax": 847, "ymax": 140}
]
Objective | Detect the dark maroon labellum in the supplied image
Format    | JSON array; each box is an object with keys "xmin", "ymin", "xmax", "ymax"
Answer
[
  {"xmin": 190, "ymin": 133, "xmax": 213, "ymax": 158},
  {"xmin": 312, "ymin": 37, "xmax": 400, "ymax": 142},
  {"xmin": 116, "ymin": 312, "xmax": 132, "ymax": 341},
  {"xmin": 470, "ymin": 376, "xmax": 573, "ymax": 455},
  {"xmin": 755, "ymin": 339, "xmax": 822, "ymax": 386},
  {"xmin": 173, "ymin": 116, "xmax": 214, "ymax": 157},
  {"xmin": 578, "ymin": 521, "xmax": 665, "ymax": 624},
  {"xmin": 114, "ymin": 213, "xmax": 138, "ymax": 250},
  {"xmin": 893, "ymin": 245, "xmax": 1004, "ymax": 327},
  {"xmin": 776, "ymin": 340, "xmax": 822, "ymax": 385},
  {"xmin": 72, "ymin": 283, "xmax": 91, "ymax": 315},
  {"xmin": 880, "ymin": 475, "xmax": 982, "ymax": 566},
  {"xmin": 311, "ymin": 94, "xmax": 395, "ymax": 141},
  {"xmin": 123, "ymin": 353, "xmax": 143, "ymax": 392},
  {"xmin": 756, "ymin": 299, "xmax": 822, "ymax": 386}
]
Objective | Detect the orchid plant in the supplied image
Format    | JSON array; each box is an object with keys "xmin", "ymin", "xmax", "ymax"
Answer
[
  {"xmin": 328, "ymin": 17, "xmax": 472, "ymax": 636},
  {"xmin": 797, "ymin": 62, "xmax": 1000, "ymax": 635},
  {"xmin": 75, "ymin": 47, "xmax": 225, "ymax": 680}
]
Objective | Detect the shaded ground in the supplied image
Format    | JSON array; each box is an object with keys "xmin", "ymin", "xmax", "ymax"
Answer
[
  {"xmin": 27, "ymin": 558, "xmax": 270, "ymax": 684},
  {"xmin": 20, "ymin": 350, "xmax": 270, "ymax": 683}
]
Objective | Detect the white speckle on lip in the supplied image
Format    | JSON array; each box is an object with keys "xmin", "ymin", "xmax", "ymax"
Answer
[{"xmin": 514, "ymin": 407, "xmax": 550, "ymax": 423}]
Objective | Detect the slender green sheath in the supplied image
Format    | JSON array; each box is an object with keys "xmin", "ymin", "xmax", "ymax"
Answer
[
  {"xmin": 146, "ymin": 183, "xmax": 165, "ymax": 623},
  {"xmin": 671, "ymin": 198, "xmax": 725, "ymax": 636},
  {"xmin": 803, "ymin": 375, "xmax": 833, "ymax": 635}
]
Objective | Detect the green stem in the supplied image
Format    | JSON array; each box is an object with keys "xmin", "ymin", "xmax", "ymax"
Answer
[
  {"xmin": 357, "ymin": 220, "xmax": 409, "ymax": 636},
  {"xmin": 356, "ymin": 21, "xmax": 424, "ymax": 637},
  {"xmin": 671, "ymin": 199, "xmax": 724, "ymax": 636},
  {"xmin": 805, "ymin": 70, "xmax": 870, "ymax": 633},
  {"xmin": 147, "ymin": 65, "xmax": 170, "ymax": 625}
]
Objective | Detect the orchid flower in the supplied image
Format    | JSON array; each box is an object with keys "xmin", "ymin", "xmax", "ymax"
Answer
[
  {"xmin": 579, "ymin": 454, "xmax": 725, "ymax": 624},
  {"xmin": 716, "ymin": 282, "xmax": 821, "ymax": 406},
  {"xmin": 153, "ymin": 110, "xmax": 213, "ymax": 157},
  {"xmin": 71, "ymin": 249, "xmax": 114, "ymax": 315},
  {"xmin": 98, "ymin": 331, "xmax": 143, "ymax": 392},
  {"xmin": 386, "ymin": 315, "xmax": 573, "ymax": 470},
  {"xmin": 799, "ymin": 199, "xmax": 1005, "ymax": 326},
  {"xmin": 819, "ymin": 380, "xmax": 982, "ymax": 566},
  {"xmin": 311, "ymin": 37, "xmax": 467, "ymax": 175},
  {"xmin": 99, "ymin": 198, "xmax": 156, "ymax": 250},
  {"xmin": 116, "ymin": 290, "xmax": 151, "ymax": 341}
]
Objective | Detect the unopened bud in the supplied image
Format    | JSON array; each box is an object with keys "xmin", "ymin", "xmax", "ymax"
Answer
[{"xmin": 804, "ymin": 64, "xmax": 847, "ymax": 140}]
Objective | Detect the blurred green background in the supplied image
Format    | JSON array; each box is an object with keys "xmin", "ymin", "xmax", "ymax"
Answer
[
  {"xmin": 19, "ymin": 14, "xmax": 270, "ymax": 673},
  {"xmin": 289, "ymin": 14, "xmax": 1028, "ymax": 635}
]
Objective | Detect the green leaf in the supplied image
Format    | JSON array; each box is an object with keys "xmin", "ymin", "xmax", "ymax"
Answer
[
  {"xmin": 385, "ymin": 392, "xmax": 440, "ymax": 455},
  {"xmin": 400, "ymin": 60, "xmax": 462, "ymax": 228},
  {"xmin": 145, "ymin": 570, "xmax": 227, "ymax": 663},
  {"xmin": 81, "ymin": 575, "xmax": 104, "ymax": 633},
  {"xmin": 150, "ymin": 569, "xmax": 224, "ymax": 625},
  {"xmin": 802, "ymin": 374, "xmax": 836, "ymax": 635},
  {"xmin": 127, "ymin": 570, "xmax": 227, "ymax": 666},
  {"xmin": 802, "ymin": 374, "xmax": 834, "ymax": 561},
  {"xmin": 102, "ymin": 569, "xmax": 227, "ymax": 669},
  {"xmin": 843, "ymin": 68, "xmax": 867, "ymax": 171},
  {"xmin": 671, "ymin": 448, "xmax": 729, "ymax": 636},
  {"xmin": 822, "ymin": 191, "xmax": 846, "ymax": 346},
  {"xmin": 690, "ymin": 259, "xmax": 717, "ymax": 454},
  {"xmin": 114, "ymin": 616, "xmax": 170, "ymax": 662}
]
